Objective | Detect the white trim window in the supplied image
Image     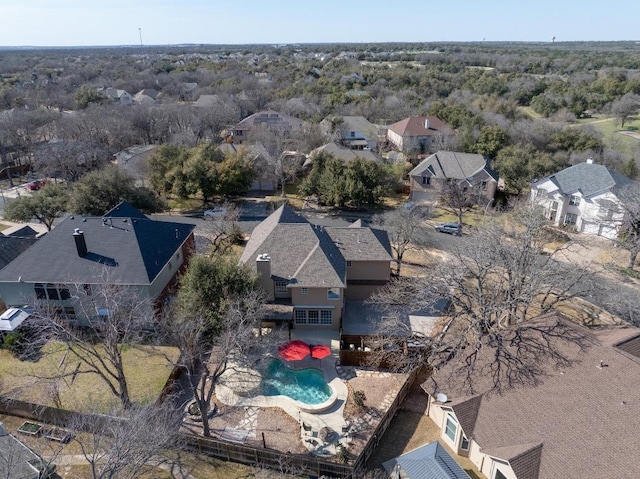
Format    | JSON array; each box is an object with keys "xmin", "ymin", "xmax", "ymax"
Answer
[
  {"xmin": 301, "ymin": 287, "xmax": 308, "ymax": 295},
  {"xmin": 274, "ymin": 280, "xmax": 288, "ymax": 294},
  {"xmin": 569, "ymin": 194, "xmax": 581, "ymax": 206},
  {"xmin": 493, "ymin": 469, "xmax": 509, "ymax": 479},
  {"xmin": 564, "ymin": 212, "xmax": 578, "ymax": 225},
  {"xmin": 444, "ymin": 413, "xmax": 458, "ymax": 443},
  {"xmin": 294, "ymin": 309, "xmax": 333, "ymax": 326},
  {"xmin": 327, "ymin": 288, "xmax": 340, "ymax": 300}
]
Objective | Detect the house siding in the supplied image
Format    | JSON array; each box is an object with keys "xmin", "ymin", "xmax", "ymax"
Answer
[{"xmin": 290, "ymin": 286, "xmax": 343, "ymax": 330}]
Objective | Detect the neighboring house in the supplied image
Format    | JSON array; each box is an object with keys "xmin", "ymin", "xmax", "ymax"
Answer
[
  {"xmin": 304, "ymin": 142, "xmax": 383, "ymax": 168},
  {"xmin": 216, "ymin": 142, "xmax": 277, "ymax": 191},
  {"xmin": 382, "ymin": 441, "xmax": 471, "ymax": 479},
  {"xmin": 321, "ymin": 115, "xmax": 381, "ymax": 150},
  {"xmin": 239, "ymin": 205, "xmax": 392, "ymax": 330},
  {"xmin": 422, "ymin": 314, "xmax": 640, "ymax": 479},
  {"xmin": 0, "ymin": 424, "xmax": 43, "ymax": 479},
  {"xmin": 531, "ymin": 159, "xmax": 632, "ymax": 239},
  {"xmin": 0, "ymin": 202, "xmax": 195, "ymax": 316},
  {"xmin": 133, "ymin": 88, "xmax": 160, "ymax": 104},
  {"xmin": 408, "ymin": 151, "xmax": 498, "ymax": 204},
  {"xmin": 97, "ymin": 87, "xmax": 133, "ymax": 106},
  {"xmin": 387, "ymin": 116, "xmax": 454, "ymax": 154},
  {"xmin": 231, "ymin": 110, "xmax": 307, "ymax": 144},
  {"xmin": 111, "ymin": 144, "xmax": 158, "ymax": 182}
]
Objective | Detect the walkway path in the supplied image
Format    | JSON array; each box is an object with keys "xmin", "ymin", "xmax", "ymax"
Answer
[{"xmin": 53, "ymin": 454, "xmax": 198, "ymax": 479}]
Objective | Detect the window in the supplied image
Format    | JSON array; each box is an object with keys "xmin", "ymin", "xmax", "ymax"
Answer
[
  {"xmin": 308, "ymin": 310, "xmax": 319, "ymax": 325},
  {"xmin": 327, "ymin": 288, "xmax": 340, "ymax": 300},
  {"xmin": 301, "ymin": 287, "xmax": 308, "ymax": 295},
  {"xmin": 346, "ymin": 261, "xmax": 352, "ymax": 267},
  {"xmin": 295, "ymin": 310, "xmax": 306, "ymax": 324},
  {"xmin": 569, "ymin": 194, "xmax": 581, "ymax": 206},
  {"xmin": 481, "ymin": 180, "xmax": 488, "ymax": 190},
  {"xmin": 461, "ymin": 435, "xmax": 470, "ymax": 451},
  {"xmin": 564, "ymin": 212, "xmax": 578, "ymax": 225},
  {"xmin": 350, "ymin": 131, "xmax": 355, "ymax": 138},
  {"xmin": 83, "ymin": 284, "xmax": 92, "ymax": 296},
  {"xmin": 494, "ymin": 469, "xmax": 508, "ymax": 479},
  {"xmin": 35, "ymin": 283, "xmax": 70, "ymax": 301},
  {"xmin": 444, "ymin": 413, "xmax": 458, "ymax": 443},
  {"xmin": 274, "ymin": 281, "xmax": 288, "ymax": 294},
  {"xmin": 320, "ymin": 310, "xmax": 332, "ymax": 325},
  {"xmin": 55, "ymin": 307, "xmax": 76, "ymax": 320},
  {"xmin": 422, "ymin": 176, "xmax": 431, "ymax": 185}
]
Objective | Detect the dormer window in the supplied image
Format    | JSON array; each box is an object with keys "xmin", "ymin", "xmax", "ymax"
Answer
[{"xmin": 569, "ymin": 194, "xmax": 581, "ymax": 206}]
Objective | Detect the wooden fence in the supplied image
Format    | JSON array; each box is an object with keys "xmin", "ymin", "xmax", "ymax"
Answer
[{"xmin": 183, "ymin": 434, "xmax": 354, "ymax": 478}]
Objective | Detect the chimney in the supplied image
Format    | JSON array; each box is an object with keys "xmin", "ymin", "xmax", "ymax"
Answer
[
  {"xmin": 256, "ymin": 254, "xmax": 274, "ymax": 301},
  {"xmin": 424, "ymin": 118, "xmax": 430, "ymax": 130},
  {"xmin": 586, "ymin": 158, "xmax": 594, "ymax": 164},
  {"xmin": 73, "ymin": 228, "xmax": 88, "ymax": 257}
]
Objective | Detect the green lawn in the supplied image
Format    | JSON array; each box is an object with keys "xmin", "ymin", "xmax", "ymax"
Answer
[
  {"xmin": 0, "ymin": 342, "xmax": 179, "ymax": 412},
  {"xmin": 574, "ymin": 116, "xmax": 640, "ymax": 153}
]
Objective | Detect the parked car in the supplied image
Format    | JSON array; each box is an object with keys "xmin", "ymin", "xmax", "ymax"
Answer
[
  {"xmin": 27, "ymin": 179, "xmax": 46, "ymax": 191},
  {"xmin": 203, "ymin": 206, "xmax": 228, "ymax": 219},
  {"xmin": 435, "ymin": 222, "xmax": 462, "ymax": 236}
]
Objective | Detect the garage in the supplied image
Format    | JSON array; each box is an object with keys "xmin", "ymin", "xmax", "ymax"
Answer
[
  {"xmin": 581, "ymin": 221, "xmax": 599, "ymax": 235},
  {"xmin": 598, "ymin": 224, "xmax": 617, "ymax": 239}
]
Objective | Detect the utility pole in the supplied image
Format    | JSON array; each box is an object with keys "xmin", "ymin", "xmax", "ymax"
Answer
[{"xmin": 138, "ymin": 28, "xmax": 144, "ymax": 56}]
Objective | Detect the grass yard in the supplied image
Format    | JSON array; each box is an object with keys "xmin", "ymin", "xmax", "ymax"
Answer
[
  {"xmin": 431, "ymin": 207, "xmax": 489, "ymax": 228},
  {"xmin": 0, "ymin": 342, "xmax": 179, "ymax": 412},
  {"xmin": 574, "ymin": 116, "xmax": 640, "ymax": 152}
]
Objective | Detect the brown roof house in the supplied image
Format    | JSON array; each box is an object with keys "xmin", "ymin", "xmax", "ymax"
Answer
[
  {"xmin": 387, "ymin": 116, "xmax": 454, "ymax": 154},
  {"xmin": 231, "ymin": 110, "xmax": 307, "ymax": 144},
  {"xmin": 409, "ymin": 151, "xmax": 498, "ymax": 204},
  {"xmin": 421, "ymin": 315, "xmax": 640, "ymax": 479},
  {"xmin": 239, "ymin": 205, "xmax": 392, "ymax": 330}
]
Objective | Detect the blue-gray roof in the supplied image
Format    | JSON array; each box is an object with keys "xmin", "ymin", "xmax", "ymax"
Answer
[
  {"xmin": 547, "ymin": 162, "xmax": 632, "ymax": 198},
  {"xmin": 382, "ymin": 441, "xmax": 471, "ymax": 479}
]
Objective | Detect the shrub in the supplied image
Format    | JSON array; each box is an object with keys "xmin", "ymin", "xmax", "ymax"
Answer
[{"xmin": 353, "ymin": 390, "xmax": 366, "ymax": 410}]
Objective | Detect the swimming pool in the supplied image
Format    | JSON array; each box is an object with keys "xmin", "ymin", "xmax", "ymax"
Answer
[{"xmin": 259, "ymin": 359, "xmax": 332, "ymax": 405}]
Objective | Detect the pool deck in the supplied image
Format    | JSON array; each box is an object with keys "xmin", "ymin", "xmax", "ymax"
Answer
[{"xmin": 216, "ymin": 331, "xmax": 350, "ymax": 456}]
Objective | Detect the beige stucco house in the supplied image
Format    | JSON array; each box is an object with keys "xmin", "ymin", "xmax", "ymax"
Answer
[
  {"xmin": 422, "ymin": 315, "xmax": 640, "ymax": 479},
  {"xmin": 239, "ymin": 206, "xmax": 392, "ymax": 330},
  {"xmin": 409, "ymin": 151, "xmax": 498, "ymax": 204}
]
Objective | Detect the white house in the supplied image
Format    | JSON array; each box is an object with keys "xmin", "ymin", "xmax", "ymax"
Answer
[{"xmin": 530, "ymin": 159, "xmax": 632, "ymax": 239}]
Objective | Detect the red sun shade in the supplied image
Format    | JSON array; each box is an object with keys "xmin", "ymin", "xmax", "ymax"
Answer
[
  {"xmin": 278, "ymin": 340, "xmax": 310, "ymax": 361},
  {"xmin": 310, "ymin": 344, "xmax": 331, "ymax": 360}
]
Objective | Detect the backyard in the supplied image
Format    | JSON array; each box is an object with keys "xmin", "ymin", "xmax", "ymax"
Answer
[{"xmin": 0, "ymin": 341, "xmax": 179, "ymax": 412}]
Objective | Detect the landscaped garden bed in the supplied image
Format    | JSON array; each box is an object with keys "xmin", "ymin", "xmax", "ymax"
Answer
[
  {"xmin": 17, "ymin": 421, "xmax": 42, "ymax": 436},
  {"xmin": 44, "ymin": 427, "xmax": 72, "ymax": 443}
]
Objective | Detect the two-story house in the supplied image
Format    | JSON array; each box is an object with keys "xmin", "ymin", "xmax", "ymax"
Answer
[
  {"xmin": 408, "ymin": 151, "xmax": 498, "ymax": 204},
  {"xmin": 531, "ymin": 159, "xmax": 632, "ymax": 239},
  {"xmin": 387, "ymin": 116, "xmax": 454, "ymax": 154},
  {"xmin": 239, "ymin": 206, "xmax": 392, "ymax": 330}
]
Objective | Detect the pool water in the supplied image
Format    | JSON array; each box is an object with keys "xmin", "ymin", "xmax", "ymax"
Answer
[{"xmin": 260, "ymin": 359, "xmax": 332, "ymax": 405}]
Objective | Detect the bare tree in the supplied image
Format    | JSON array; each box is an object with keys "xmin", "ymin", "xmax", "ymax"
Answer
[
  {"xmin": 72, "ymin": 402, "xmax": 182, "ymax": 479},
  {"xmin": 613, "ymin": 183, "xmax": 640, "ymax": 269},
  {"xmin": 161, "ymin": 291, "xmax": 271, "ymax": 437},
  {"xmin": 610, "ymin": 93, "xmax": 640, "ymax": 128},
  {"xmin": 199, "ymin": 201, "xmax": 242, "ymax": 255},
  {"xmin": 373, "ymin": 205, "xmax": 430, "ymax": 276},
  {"xmin": 30, "ymin": 279, "xmax": 159, "ymax": 410},
  {"xmin": 438, "ymin": 180, "xmax": 487, "ymax": 226},
  {"xmin": 369, "ymin": 203, "xmax": 593, "ymax": 392}
]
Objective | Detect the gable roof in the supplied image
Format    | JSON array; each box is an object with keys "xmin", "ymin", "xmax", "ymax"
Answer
[
  {"xmin": 538, "ymin": 161, "xmax": 632, "ymax": 198},
  {"xmin": 239, "ymin": 205, "xmax": 345, "ymax": 288},
  {"xmin": 0, "ymin": 236, "xmax": 38, "ymax": 270},
  {"xmin": 0, "ymin": 203, "xmax": 194, "ymax": 286},
  {"xmin": 325, "ymin": 225, "xmax": 392, "ymax": 261},
  {"xmin": 233, "ymin": 110, "xmax": 305, "ymax": 134},
  {"xmin": 382, "ymin": 441, "xmax": 470, "ymax": 479},
  {"xmin": 388, "ymin": 116, "xmax": 453, "ymax": 138},
  {"xmin": 306, "ymin": 142, "xmax": 382, "ymax": 166},
  {"xmin": 0, "ymin": 430, "xmax": 40, "ymax": 479},
  {"xmin": 409, "ymin": 151, "xmax": 496, "ymax": 181},
  {"xmin": 426, "ymin": 316, "xmax": 640, "ymax": 479},
  {"xmin": 338, "ymin": 115, "xmax": 379, "ymax": 138}
]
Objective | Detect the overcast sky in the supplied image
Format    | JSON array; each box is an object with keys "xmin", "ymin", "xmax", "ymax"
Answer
[{"xmin": 0, "ymin": 0, "xmax": 637, "ymax": 46}]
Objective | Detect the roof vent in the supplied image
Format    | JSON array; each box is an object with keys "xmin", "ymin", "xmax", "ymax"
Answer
[{"xmin": 424, "ymin": 118, "xmax": 430, "ymax": 130}]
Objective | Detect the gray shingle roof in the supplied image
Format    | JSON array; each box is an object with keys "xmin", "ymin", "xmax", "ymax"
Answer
[
  {"xmin": 0, "ymin": 236, "xmax": 37, "ymax": 270},
  {"xmin": 545, "ymin": 161, "xmax": 632, "ymax": 198},
  {"xmin": 382, "ymin": 441, "xmax": 471, "ymax": 479},
  {"xmin": 409, "ymin": 151, "xmax": 493, "ymax": 180},
  {"xmin": 306, "ymin": 142, "xmax": 382, "ymax": 167},
  {"xmin": 0, "ymin": 432, "xmax": 40, "ymax": 479},
  {"xmin": 240, "ymin": 206, "xmax": 392, "ymax": 288},
  {"xmin": 0, "ymin": 204, "xmax": 194, "ymax": 285}
]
